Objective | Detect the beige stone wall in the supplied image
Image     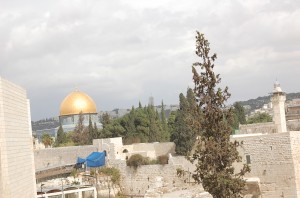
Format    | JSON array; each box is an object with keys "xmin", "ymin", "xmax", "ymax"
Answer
[
  {"xmin": 289, "ymin": 131, "xmax": 300, "ymax": 197},
  {"xmin": 0, "ymin": 77, "xmax": 36, "ymax": 198},
  {"xmin": 34, "ymin": 145, "xmax": 97, "ymax": 171},
  {"xmin": 233, "ymin": 132, "xmax": 297, "ymax": 197},
  {"xmin": 239, "ymin": 122, "xmax": 276, "ymax": 134}
]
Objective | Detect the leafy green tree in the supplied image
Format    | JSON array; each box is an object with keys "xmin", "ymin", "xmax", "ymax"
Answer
[
  {"xmin": 167, "ymin": 111, "xmax": 177, "ymax": 133},
  {"xmin": 247, "ymin": 112, "xmax": 272, "ymax": 124},
  {"xmin": 55, "ymin": 124, "xmax": 66, "ymax": 146},
  {"xmin": 160, "ymin": 101, "xmax": 170, "ymax": 141},
  {"xmin": 42, "ymin": 133, "xmax": 54, "ymax": 148},
  {"xmin": 231, "ymin": 102, "xmax": 247, "ymax": 132},
  {"xmin": 190, "ymin": 32, "xmax": 250, "ymax": 197},
  {"xmin": 147, "ymin": 106, "xmax": 162, "ymax": 142},
  {"xmin": 233, "ymin": 102, "xmax": 246, "ymax": 124}
]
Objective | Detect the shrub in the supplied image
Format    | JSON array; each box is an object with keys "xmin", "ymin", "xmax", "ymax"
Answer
[
  {"xmin": 127, "ymin": 154, "xmax": 148, "ymax": 168},
  {"xmin": 98, "ymin": 167, "xmax": 121, "ymax": 185},
  {"xmin": 176, "ymin": 168, "xmax": 185, "ymax": 177},
  {"xmin": 122, "ymin": 149, "xmax": 128, "ymax": 153},
  {"xmin": 158, "ymin": 155, "xmax": 169, "ymax": 165}
]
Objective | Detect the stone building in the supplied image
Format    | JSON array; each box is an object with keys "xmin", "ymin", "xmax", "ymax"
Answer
[
  {"xmin": 0, "ymin": 77, "xmax": 36, "ymax": 198},
  {"xmin": 239, "ymin": 82, "xmax": 287, "ymax": 134},
  {"xmin": 232, "ymin": 82, "xmax": 300, "ymax": 197},
  {"xmin": 59, "ymin": 90, "xmax": 102, "ymax": 132}
]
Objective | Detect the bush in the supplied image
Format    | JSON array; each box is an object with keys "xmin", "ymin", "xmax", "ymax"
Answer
[
  {"xmin": 126, "ymin": 154, "xmax": 149, "ymax": 168},
  {"xmin": 122, "ymin": 149, "xmax": 128, "ymax": 153},
  {"xmin": 98, "ymin": 167, "xmax": 121, "ymax": 185},
  {"xmin": 158, "ymin": 155, "xmax": 169, "ymax": 165}
]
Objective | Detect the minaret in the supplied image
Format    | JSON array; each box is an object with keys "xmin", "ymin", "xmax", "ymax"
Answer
[{"xmin": 270, "ymin": 81, "xmax": 287, "ymax": 133}]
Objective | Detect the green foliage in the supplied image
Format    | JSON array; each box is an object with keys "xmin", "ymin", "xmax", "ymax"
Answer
[
  {"xmin": 170, "ymin": 89, "xmax": 198, "ymax": 156},
  {"xmin": 190, "ymin": 32, "xmax": 250, "ymax": 197},
  {"xmin": 71, "ymin": 168, "xmax": 79, "ymax": 178},
  {"xmin": 72, "ymin": 112, "xmax": 90, "ymax": 145},
  {"xmin": 41, "ymin": 133, "xmax": 54, "ymax": 148},
  {"xmin": 101, "ymin": 112, "xmax": 111, "ymax": 127},
  {"xmin": 122, "ymin": 149, "xmax": 128, "ymax": 153},
  {"xmin": 160, "ymin": 101, "xmax": 170, "ymax": 142},
  {"xmin": 176, "ymin": 168, "xmax": 185, "ymax": 178},
  {"xmin": 231, "ymin": 102, "xmax": 247, "ymax": 132},
  {"xmin": 88, "ymin": 116, "xmax": 94, "ymax": 144},
  {"xmin": 55, "ymin": 124, "xmax": 67, "ymax": 147},
  {"xmin": 247, "ymin": 112, "xmax": 272, "ymax": 124},
  {"xmin": 126, "ymin": 154, "xmax": 148, "ymax": 168},
  {"xmin": 98, "ymin": 167, "xmax": 121, "ymax": 185},
  {"xmin": 157, "ymin": 155, "xmax": 169, "ymax": 165},
  {"xmin": 101, "ymin": 102, "xmax": 170, "ymax": 144},
  {"xmin": 71, "ymin": 180, "xmax": 80, "ymax": 185}
]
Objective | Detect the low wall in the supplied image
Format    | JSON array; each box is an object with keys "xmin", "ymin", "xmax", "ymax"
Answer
[
  {"xmin": 239, "ymin": 122, "xmax": 276, "ymax": 134},
  {"xmin": 34, "ymin": 145, "xmax": 98, "ymax": 171}
]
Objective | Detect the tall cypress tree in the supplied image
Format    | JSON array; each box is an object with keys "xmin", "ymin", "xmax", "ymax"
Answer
[
  {"xmin": 55, "ymin": 124, "xmax": 66, "ymax": 146},
  {"xmin": 191, "ymin": 32, "xmax": 250, "ymax": 197},
  {"xmin": 160, "ymin": 101, "xmax": 170, "ymax": 141},
  {"xmin": 88, "ymin": 115, "xmax": 93, "ymax": 143},
  {"xmin": 171, "ymin": 93, "xmax": 195, "ymax": 155}
]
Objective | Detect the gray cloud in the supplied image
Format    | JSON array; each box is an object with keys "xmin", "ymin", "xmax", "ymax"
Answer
[{"xmin": 0, "ymin": 0, "xmax": 299, "ymax": 120}]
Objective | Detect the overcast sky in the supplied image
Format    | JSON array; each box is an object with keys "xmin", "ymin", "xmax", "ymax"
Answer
[{"xmin": 1, "ymin": 0, "xmax": 300, "ymax": 121}]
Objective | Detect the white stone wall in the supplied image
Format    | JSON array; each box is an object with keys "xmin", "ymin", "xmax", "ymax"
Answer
[
  {"xmin": 289, "ymin": 131, "xmax": 300, "ymax": 197},
  {"xmin": 0, "ymin": 77, "xmax": 36, "ymax": 198},
  {"xmin": 233, "ymin": 132, "xmax": 297, "ymax": 197},
  {"xmin": 34, "ymin": 145, "xmax": 97, "ymax": 171}
]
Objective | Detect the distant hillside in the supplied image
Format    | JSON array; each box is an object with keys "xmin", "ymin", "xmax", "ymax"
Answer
[
  {"xmin": 238, "ymin": 92, "xmax": 300, "ymax": 112},
  {"xmin": 32, "ymin": 117, "xmax": 59, "ymax": 131}
]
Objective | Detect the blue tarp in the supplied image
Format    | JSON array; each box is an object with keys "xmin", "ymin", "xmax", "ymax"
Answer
[{"xmin": 77, "ymin": 152, "xmax": 105, "ymax": 167}]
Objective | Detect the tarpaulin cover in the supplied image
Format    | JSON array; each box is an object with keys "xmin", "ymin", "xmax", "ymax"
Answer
[{"xmin": 76, "ymin": 152, "xmax": 105, "ymax": 167}]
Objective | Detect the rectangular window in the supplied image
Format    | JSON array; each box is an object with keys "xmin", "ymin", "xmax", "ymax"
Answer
[{"xmin": 246, "ymin": 155, "xmax": 251, "ymax": 164}]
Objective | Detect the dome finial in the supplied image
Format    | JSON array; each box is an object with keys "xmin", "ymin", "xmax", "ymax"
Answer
[{"xmin": 273, "ymin": 80, "xmax": 283, "ymax": 93}]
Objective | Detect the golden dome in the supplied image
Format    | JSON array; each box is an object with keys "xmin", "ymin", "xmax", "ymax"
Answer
[{"xmin": 60, "ymin": 90, "xmax": 97, "ymax": 116}]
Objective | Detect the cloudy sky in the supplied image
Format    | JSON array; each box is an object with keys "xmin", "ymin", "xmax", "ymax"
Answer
[{"xmin": 0, "ymin": 0, "xmax": 299, "ymax": 121}]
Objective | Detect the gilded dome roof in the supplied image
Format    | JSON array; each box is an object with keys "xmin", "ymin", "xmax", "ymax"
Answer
[{"xmin": 59, "ymin": 90, "xmax": 97, "ymax": 116}]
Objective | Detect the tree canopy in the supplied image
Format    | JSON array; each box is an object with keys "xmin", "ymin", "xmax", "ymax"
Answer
[
  {"xmin": 170, "ymin": 89, "xmax": 198, "ymax": 155},
  {"xmin": 190, "ymin": 32, "xmax": 250, "ymax": 197},
  {"xmin": 247, "ymin": 112, "xmax": 272, "ymax": 124}
]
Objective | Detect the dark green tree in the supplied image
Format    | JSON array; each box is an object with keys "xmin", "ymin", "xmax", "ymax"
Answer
[
  {"xmin": 234, "ymin": 102, "xmax": 246, "ymax": 124},
  {"xmin": 55, "ymin": 124, "xmax": 66, "ymax": 146},
  {"xmin": 191, "ymin": 32, "xmax": 250, "ymax": 197},
  {"xmin": 171, "ymin": 92, "xmax": 196, "ymax": 155},
  {"xmin": 231, "ymin": 102, "xmax": 246, "ymax": 132},
  {"xmin": 167, "ymin": 111, "xmax": 177, "ymax": 133},
  {"xmin": 88, "ymin": 116, "xmax": 94, "ymax": 143},
  {"xmin": 160, "ymin": 101, "xmax": 170, "ymax": 141}
]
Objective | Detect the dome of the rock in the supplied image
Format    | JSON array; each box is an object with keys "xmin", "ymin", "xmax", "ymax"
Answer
[{"xmin": 60, "ymin": 90, "xmax": 97, "ymax": 116}]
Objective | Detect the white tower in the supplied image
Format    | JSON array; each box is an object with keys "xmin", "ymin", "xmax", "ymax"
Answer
[
  {"xmin": 0, "ymin": 77, "xmax": 37, "ymax": 197},
  {"xmin": 270, "ymin": 81, "xmax": 287, "ymax": 133}
]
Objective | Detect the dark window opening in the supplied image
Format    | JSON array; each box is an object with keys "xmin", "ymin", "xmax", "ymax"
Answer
[{"xmin": 246, "ymin": 155, "xmax": 251, "ymax": 164}]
